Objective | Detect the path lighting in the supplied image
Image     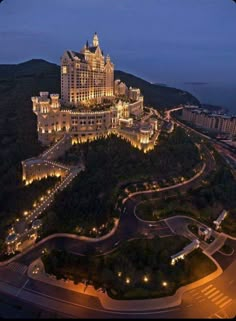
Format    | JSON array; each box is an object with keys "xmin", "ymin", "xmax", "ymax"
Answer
[
  {"xmin": 143, "ymin": 276, "xmax": 149, "ymax": 283},
  {"xmin": 162, "ymin": 281, "xmax": 168, "ymax": 287},
  {"xmin": 126, "ymin": 277, "xmax": 130, "ymax": 284}
]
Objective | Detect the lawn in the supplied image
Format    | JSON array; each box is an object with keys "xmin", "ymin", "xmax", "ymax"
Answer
[{"xmin": 135, "ymin": 150, "xmax": 236, "ymax": 236}]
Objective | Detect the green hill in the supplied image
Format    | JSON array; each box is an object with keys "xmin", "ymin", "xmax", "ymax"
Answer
[
  {"xmin": 115, "ymin": 70, "xmax": 200, "ymax": 108},
  {"xmin": 0, "ymin": 59, "xmax": 60, "ymax": 236}
]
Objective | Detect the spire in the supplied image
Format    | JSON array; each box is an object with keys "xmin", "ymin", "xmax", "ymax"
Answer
[
  {"xmin": 93, "ymin": 32, "xmax": 99, "ymax": 47},
  {"xmin": 106, "ymin": 54, "xmax": 110, "ymax": 63},
  {"xmin": 86, "ymin": 40, "xmax": 89, "ymax": 48}
]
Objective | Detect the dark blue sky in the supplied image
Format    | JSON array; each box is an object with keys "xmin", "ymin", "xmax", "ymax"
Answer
[{"xmin": 0, "ymin": 0, "xmax": 236, "ymax": 84}]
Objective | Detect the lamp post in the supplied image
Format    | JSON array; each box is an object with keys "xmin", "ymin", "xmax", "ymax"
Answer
[
  {"xmin": 126, "ymin": 277, "xmax": 130, "ymax": 284},
  {"xmin": 143, "ymin": 275, "xmax": 149, "ymax": 283}
]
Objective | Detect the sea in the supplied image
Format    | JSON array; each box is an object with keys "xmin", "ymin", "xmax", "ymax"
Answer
[{"xmin": 167, "ymin": 82, "xmax": 236, "ymax": 115}]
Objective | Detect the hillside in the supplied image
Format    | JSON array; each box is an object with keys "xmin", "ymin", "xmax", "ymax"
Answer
[
  {"xmin": 0, "ymin": 59, "xmax": 60, "ymax": 235},
  {"xmin": 115, "ymin": 70, "xmax": 200, "ymax": 108},
  {"xmin": 0, "ymin": 59, "xmax": 199, "ymax": 235}
]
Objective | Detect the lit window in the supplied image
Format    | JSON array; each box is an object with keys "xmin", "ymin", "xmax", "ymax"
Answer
[{"xmin": 62, "ymin": 66, "xmax": 67, "ymax": 74}]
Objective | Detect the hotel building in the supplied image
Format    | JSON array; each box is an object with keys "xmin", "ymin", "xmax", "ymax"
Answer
[
  {"xmin": 61, "ymin": 33, "xmax": 114, "ymax": 105},
  {"xmin": 32, "ymin": 33, "xmax": 158, "ymax": 149}
]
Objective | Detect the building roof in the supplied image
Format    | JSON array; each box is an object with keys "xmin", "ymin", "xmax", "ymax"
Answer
[
  {"xmin": 88, "ymin": 46, "xmax": 97, "ymax": 53},
  {"xmin": 24, "ymin": 158, "xmax": 42, "ymax": 165},
  {"xmin": 71, "ymin": 51, "xmax": 86, "ymax": 62},
  {"xmin": 6, "ymin": 233, "xmax": 18, "ymax": 243}
]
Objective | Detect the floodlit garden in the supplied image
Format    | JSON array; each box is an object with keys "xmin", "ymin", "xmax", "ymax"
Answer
[
  {"xmin": 40, "ymin": 128, "xmax": 202, "ymax": 237},
  {"xmin": 42, "ymin": 235, "xmax": 216, "ymax": 300}
]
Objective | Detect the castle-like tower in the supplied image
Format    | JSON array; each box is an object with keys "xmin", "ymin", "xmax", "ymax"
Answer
[
  {"xmin": 61, "ymin": 33, "xmax": 114, "ymax": 105},
  {"xmin": 31, "ymin": 33, "xmax": 148, "ymax": 149}
]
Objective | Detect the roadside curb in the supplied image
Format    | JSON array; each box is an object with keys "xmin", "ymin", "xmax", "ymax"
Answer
[{"xmin": 26, "ymin": 254, "xmax": 223, "ymax": 312}]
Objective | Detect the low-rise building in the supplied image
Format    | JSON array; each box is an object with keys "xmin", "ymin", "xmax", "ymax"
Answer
[
  {"xmin": 198, "ymin": 226, "xmax": 212, "ymax": 241},
  {"xmin": 171, "ymin": 239, "xmax": 200, "ymax": 265},
  {"xmin": 213, "ymin": 210, "xmax": 228, "ymax": 230},
  {"xmin": 182, "ymin": 108, "xmax": 236, "ymax": 136}
]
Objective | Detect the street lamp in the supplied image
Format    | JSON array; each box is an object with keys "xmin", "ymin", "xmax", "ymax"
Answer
[
  {"xmin": 118, "ymin": 272, "xmax": 122, "ymax": 277},
  {"xmin": 143, "ymin": 275, "xmax": 149, "ymax": 283},
  {"xmin": 126, "ymin": 277, "xmax": 130, "ymax": 284},
  {"xmin": 162, "ymin": 281, "xmax": 167, "ymax": 287}
]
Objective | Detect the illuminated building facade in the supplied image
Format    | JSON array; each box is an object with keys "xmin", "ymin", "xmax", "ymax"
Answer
[
  {"xmin": 61, "ymin": 33, "xmax": 114, "ymax": 105},
  {"xmin": 32, "ymin": 33, "xmax": 148, "ymax": 146},
  {"xmin": 31, "ymin": 32, "xmax": 161, "ymax": 160},
  {"xmin": 182, "ymin": 108, "xmax": 236, "ymax": 136}
]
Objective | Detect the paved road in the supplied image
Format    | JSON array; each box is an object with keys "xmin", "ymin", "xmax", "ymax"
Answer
[{"xmin": 0, "ymin": 261, "xmax": 235, "ymax": 319}]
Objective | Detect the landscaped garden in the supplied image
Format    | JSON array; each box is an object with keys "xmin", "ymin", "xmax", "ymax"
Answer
[
  {"xmin": 135, "ymin": 149, "xmax": 236, "ymax": 236},
  {"xmin": 42, "ymin": 235, "xmax": 216, "ymax": 300},
  {"xmin": 40, "ymin": 127, "xmax": 202, "ymax": 237}
]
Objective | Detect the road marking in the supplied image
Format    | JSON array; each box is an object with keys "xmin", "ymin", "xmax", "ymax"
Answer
[
  {"xmin": 214, "ymin": 313, "xmax": 223, "ymax": 319},
  {"xmin": 211, "ymin": 293, "xmax": 224, "ymax": 302},
  {"xmin": 201, "ymin": 285, "xmax": 213, "ymax": 293},
  {"xmin": 199, "ymin": 298, "xmax": 206, "ymax": 303},
  {"xmin": 219, "ymin": 298, "xmax": 232, "ymax": 309},
  {"xmin": 204, "ymin": 287, "xmax": 216, "ymax": 296},
  {"xmin": 191, "ymin": 291, "xmax": 200, "ymax": 297},
  {"xmin": 208, "ymin": 290, "xmax": 220, "ymax": 299},
  {"xmin": 214, "ymin": 296, "xmax": 229, "ymax": 306},
  {"xmin": 195, "ymin": 295, "xmax": 203, "ymax": 300},
  {"xmin": 16, "ymin": 279, "xmax": 29, "ymax": 297}
]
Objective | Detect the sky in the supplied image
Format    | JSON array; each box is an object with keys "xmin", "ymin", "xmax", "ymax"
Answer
[{"xmin": 0, "ymin": 0, "xmax": 236, "ymax": 85}]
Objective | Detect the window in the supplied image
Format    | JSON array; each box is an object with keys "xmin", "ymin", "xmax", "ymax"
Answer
[{"xmin": 62, "ymin": 66, "xmax": 67, "ymax": 74}]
